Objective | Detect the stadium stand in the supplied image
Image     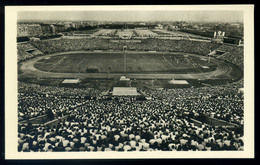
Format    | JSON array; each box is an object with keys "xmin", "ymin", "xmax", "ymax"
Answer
[
  {"xmin": 216, "ymin": 45, "xmax": 244, "ymax": 70},
  {"xmin": 17, "ymin": 43, "xmax": 44, "ymax": 62},
  {"xmin": 29, "ymin": 38, "xmax": 220, "ymax": 55},
  {"xmin": 17, "ymin": 38, "xmax": 244, "ymax": 152}
]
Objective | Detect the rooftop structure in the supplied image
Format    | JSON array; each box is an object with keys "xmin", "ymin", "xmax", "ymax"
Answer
[
  {"xmin": 169, "ymin": 79, "xmax": 189, "ymax": 85},
  {"xmin": 112, "ymin": 87, "xmax": 140, "ymax": 96},
  {"xmin": 62, "ymin": 79, "xmax": 80, "ymax": 84}
]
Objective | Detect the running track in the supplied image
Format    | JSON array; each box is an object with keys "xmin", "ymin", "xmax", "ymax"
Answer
[{"xmin": 19, "ymin": 51, "xmax": 234, "ymax": 80}]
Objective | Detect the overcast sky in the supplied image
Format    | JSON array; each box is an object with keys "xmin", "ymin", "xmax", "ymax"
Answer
[{"xmin": 18, "ymin": 10, "xmax": 243, "ymax": 22}]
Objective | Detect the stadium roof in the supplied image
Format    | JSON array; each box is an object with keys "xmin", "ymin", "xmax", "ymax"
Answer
[
  {"xmin": 120, "ymin": 76, "xmax": 130, "ymax": 81},
  {"xmin": 112, "ymin": 87, "xmax": 140, "ymax": 96},
  {"xmin": 62, "ymin": 79, "xmax": 80, "ymax": 84},
  {"xmin": 169, "ymin": 79, "xmax": 189, "ymax": 85},
  {"xmin": 201, "ymin": 66, "xmax": 210, "ymax": 69}
]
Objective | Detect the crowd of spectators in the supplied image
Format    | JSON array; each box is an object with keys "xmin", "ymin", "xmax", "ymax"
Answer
[
  {"xmin": 144, "ymin": 80, "xmax": 244, "ymax": 125},
  {"xmin": 217, "ymin": 45, "xmax": 244, "ymax": 70},
  {"xmin": 17, "ymin": 43, "xmax": 43, "ymax": 62},
  {"xmin": 29, "ymin": 38, "xmax": 220, "ymax": 55},
  {"xmin": 18, "ymin": 79, "xmax": 243, "ymax": 152},
  {"xmin": 18, "ymin": 82, "xmax": 101, "ymax": 121}
]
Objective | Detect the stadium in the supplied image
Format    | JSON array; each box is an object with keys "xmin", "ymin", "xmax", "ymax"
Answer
[{"xmin": 17, "ymin": 32, "xmax": 244, "ymax": 152}]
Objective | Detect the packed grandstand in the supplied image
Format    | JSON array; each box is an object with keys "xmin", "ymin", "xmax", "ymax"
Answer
[{"xmin": 17, "ymin": 38, "xmax": 244, "ymax": 152}]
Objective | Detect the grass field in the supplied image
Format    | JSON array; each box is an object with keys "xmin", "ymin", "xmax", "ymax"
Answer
[{"xmin": 34, "ymin": 52, "xmax": 216, "ymax": 74}]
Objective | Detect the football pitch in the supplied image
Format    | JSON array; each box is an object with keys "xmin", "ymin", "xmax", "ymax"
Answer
[{"xmin": 33, "ymin": 52, "xmax": 216, "ymax": 74}]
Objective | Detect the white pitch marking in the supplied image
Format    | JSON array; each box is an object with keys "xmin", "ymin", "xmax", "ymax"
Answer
[
  {"xmin": 76, "ymin": 57, "xmax": 86, "ymax": 67},
  {"xmin": 162, "ymin": 56, "xmax": 174, "ymax": 69},
  {"xmin": 48, "ymin": 56, "xmax": 67, "ymax": 72}
]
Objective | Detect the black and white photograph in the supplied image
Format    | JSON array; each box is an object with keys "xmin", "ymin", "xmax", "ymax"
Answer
[{"xmin": 4, "ymin": 5, "xmax": 254, "ymax": 159}]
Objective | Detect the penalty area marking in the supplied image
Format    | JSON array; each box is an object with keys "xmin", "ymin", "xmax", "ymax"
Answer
[
  {"xmin": 162, "ymin": 55, "xmax": 175, "ymax": 69},
  {"xmin": 76, "ymin": 57, "xmax": 87, "ymax": 67},
  {"xmin": 48, "ymin": 57, "xmax": 73, "ymax": 72},
  {"xmin": 48, "ymin": 56, "xmax": 67, "ymax": 72}
]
